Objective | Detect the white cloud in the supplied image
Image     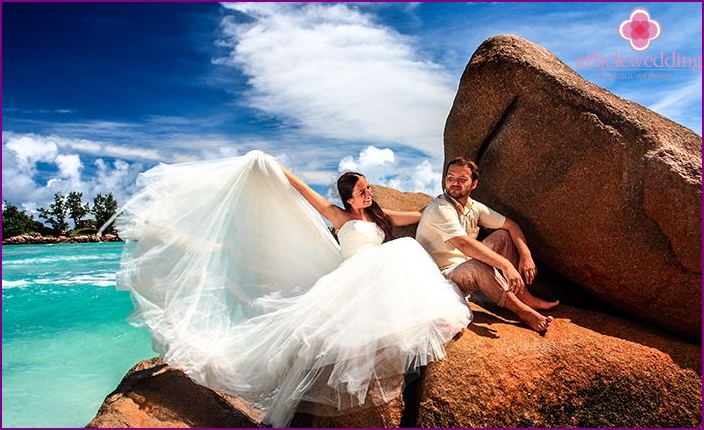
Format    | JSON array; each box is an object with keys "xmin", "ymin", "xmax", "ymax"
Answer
[
  {"xmin": 54, "ymin": 154, "xmax": 83, "ymax": 188},
  {"xmin": 1, "ymin": 132, "xmax": 145, "ymax": 215},
  {"xmin": 89, "ymin": 158, "xmax": 144, "ymax": 202},
  {"xmin": 101, "ymin": 144, "xmax": 162, "ymax": 161},
  {"xmin": 338, "ymin": 145, "xmax": 395, "ymax": 172},
  {"xmin": 4, "ymin": 133, "xmax": 58, "ymax": 169},
  {"xmin": 333, "ymin": 145, "xmax": 442, "ymax": 197},
  {"xmin": 217, "ymin": 2, "xmax": 455, "ymax": 160},
  {"xmin": 386, "ymin": 159, "xmax": 443, "ymax": 196}
]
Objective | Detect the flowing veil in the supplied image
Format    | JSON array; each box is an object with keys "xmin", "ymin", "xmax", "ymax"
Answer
[{"xmin": 112, "ymin": 150, "xmax": 343, "ymax": 371}]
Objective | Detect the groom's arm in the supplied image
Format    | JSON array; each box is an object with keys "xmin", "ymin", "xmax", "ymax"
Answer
[
  {"xmin": 447, "ymin": 235, "xmax": 525, "ymax": 293},
  {"xmin": 499, "ymin": 218, "xmax": 537, "ymax": 284}
]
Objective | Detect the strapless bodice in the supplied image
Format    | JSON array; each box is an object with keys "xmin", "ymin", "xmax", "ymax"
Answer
[{"xmin": 337, "ymin": 220, "xmax": 385, "ymax": 259}]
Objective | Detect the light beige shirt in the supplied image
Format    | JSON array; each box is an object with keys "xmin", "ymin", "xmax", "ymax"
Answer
[{"xmin": 416, "ymin": 193, "xmax": 506, "ymax": 272}]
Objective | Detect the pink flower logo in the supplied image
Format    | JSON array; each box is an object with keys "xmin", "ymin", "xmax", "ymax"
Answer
[{"xmin": 618, "ymin": 7, "xmax": 661, "ymax": 51}]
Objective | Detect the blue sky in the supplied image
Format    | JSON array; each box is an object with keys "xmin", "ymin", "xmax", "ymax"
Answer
[{"xmin": 2, "ymin": 2, "xmax": 702, "ymax": 214}]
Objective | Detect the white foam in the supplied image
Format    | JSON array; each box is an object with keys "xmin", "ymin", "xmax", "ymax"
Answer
[
  {"xmin": 3, "ymin": 273, "xmax": 117, "ymax": 289},
  {"xmin": 5, "ymin": 254, "xmax": 113, "ymax": 266},
  {"xmin": 1, "ymin": 279, "xmax": 30, "ymax": 289},
  {"xmin": 35, "ymin": 272, "xmax": 117, "ymax": 288}
]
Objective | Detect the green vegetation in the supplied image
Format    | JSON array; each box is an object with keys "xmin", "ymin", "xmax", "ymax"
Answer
[
  {"xmin": 92, "ymin": 193, "xmax": 119, "ymax": 234},
  {"xmin": 1, "ymin": 201, "xmax": 48, "ymax": 239},
  {"xmin": 2, "ymin": 192, "xmax": 119, "ymax": 240}
]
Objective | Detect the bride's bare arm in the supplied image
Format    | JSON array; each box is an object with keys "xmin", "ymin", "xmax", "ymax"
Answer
[
  {"xmin": 280, "ymin": 165, "xmax": 349, "ymax": 228},
  {"xmin": 383, "ymin": 209, "xmax": 422, "ymax": 226}
]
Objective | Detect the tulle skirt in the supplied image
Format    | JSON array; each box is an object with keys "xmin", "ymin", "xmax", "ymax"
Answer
[{"xmin": 113, "ymin": 151, "xmax": 472, "ymax": 427}]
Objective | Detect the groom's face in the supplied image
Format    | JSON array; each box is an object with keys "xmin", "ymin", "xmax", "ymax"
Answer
[{"xmin": 444, "ymin": 164, "xmax": 478, "ymax": 201}]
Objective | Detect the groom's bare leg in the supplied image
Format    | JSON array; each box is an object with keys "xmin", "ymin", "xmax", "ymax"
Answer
[
  {"xmin": 447, "ymin": 260, "xmax": 510, "ymax": 307},
  {"xmin": 516, "ymin": 288, "xmax": 560, "ymax": 311},
  {"xmin": 483, "ymin": 230, "xmax": 559, "ymax": 311},
  {"xmin": 448, "ymin": 260, "xmax": 554, "ymax": 332}
]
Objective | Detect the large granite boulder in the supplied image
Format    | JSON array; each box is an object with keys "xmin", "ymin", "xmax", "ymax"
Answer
[
  {"xmin": 85, "ymin": 358, "xmax": 263, "ymax": 428},
  {"xmin": 416, "ymin": 303, "xmax": 701, "ymax": 428},
  {"xmin": 86, "ymin": 357, "xmax": 404, "ymax": 428},
  {"xmin": 444, "ymin": 34, "xmax": 702, "ymax": 341},
  {"xmin": 87, "ymin": 303, "xmax": 701, "ymax": 428}
]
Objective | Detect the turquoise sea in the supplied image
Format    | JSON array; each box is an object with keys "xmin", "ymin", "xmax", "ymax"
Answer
[{"xmin": 2, "ymin": 242, "xmax": 155, "ymax": 428}]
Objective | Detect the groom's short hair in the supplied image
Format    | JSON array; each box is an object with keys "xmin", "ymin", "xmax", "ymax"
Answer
[{"xmin": 445, "ymin": 157, "xmax": 480, "ymax": 181}]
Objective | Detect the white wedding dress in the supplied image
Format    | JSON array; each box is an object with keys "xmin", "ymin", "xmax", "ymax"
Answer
[{"xmin": 113, "ymin": 150, "xmax": 472, "ymax": 427}]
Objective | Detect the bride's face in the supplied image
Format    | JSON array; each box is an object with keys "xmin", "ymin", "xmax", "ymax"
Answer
[{"xmin": 347, "ymin": 176, "xmax": 373, "ymax": 209}]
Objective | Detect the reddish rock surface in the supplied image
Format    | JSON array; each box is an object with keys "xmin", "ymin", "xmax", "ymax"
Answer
[
  {"xmin": 86, "ymin": 357, "xmax": 404, "ymax": 428},
  {"xmin": 371, "ymin": 184, "xmax": 433, "ymax": 238},
  {"xmin": 444, "ymin": 34, "xmax": 702, "ymax": 341},
  {"xmin": 87, "ymin": 303, "xmax": 701, "ymax": 428},
  {"xmin": 85, "ymin": 358, "xmax": 262, "ymax": 428},
  {"xmin": 417, "ymin": 303, "xmax": 701, "ymax": 428},
  {"xmin": 2, "ymin": 233, "xmax": 120, "ymax": 245}
]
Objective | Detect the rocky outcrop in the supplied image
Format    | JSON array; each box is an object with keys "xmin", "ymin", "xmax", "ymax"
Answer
[
  {"xmin": 371, "ymin": 184, "xmax": 433, "ymax": 238},
  {"xmin": 87, "ymin": 302, "xmax": 701, "ymax": 428},
  {"xmin": 2, "ymin": 233, "xmax": 121, "ymax": 245},
  {"xmin": 417, "ymin": 303, "xmax": 701, "ymax": 428},
  {"xmin": 86, "ymin": 357, "xmax": 404, "ymax": 428},
  {"xmin": 444, "ymin": 34, "xmax": 702, "ymax": 341},
  {"xmin": 86, "ymin": 358, "xmax": 264, "ymax": 428}
]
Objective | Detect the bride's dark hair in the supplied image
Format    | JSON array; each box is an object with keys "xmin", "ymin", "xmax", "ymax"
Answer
[{"xmin": 337, "ymin": 172, "xmax": 394, "ymax": 242}]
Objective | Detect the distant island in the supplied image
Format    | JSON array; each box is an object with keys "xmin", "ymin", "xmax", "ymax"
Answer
[
  {"xmin": 3, "ymin": 192, "xmax": 120, "ymax": 245},
  {"xmin": 2, "ymin": 233, "xmax": 122, "ymax": 245}
]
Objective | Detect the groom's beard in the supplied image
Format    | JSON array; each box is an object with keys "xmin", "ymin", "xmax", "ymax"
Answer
[{"xmin": 445, "ymin": 187, "xmax": 470, "ymax": 201}]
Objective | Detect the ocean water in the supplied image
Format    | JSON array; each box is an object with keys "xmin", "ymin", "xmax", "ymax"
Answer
[{"xmin": 2, "ymin": 242, "xmax": 155, "ymax": 428}]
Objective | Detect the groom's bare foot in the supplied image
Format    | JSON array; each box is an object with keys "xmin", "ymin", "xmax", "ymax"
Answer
[
  {"xmin": 506, "ymin": 293, "xmax": 554, "ymax": 333},
  {"xmin": 536, "ymin": 315, "xmax": 553, "ymax": 332},
  {"xmin": 518, "ymin": 290, "xmax": 560, "ymax": 311},
  {"xmin": 523, "ymin": 313, "xmax": 553, "ymax": 332}
]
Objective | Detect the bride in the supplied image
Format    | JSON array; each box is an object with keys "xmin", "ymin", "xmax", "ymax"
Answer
[{"xmin": 112, "ymin": 150, "xmax": 472, "ymax": 427}]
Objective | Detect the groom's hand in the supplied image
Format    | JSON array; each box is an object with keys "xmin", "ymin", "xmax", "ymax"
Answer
[
  {"xmin": 519, "ymin": 256, "xmax": 537, "ymax": 285},
  {"xmin": 503, "ymin": 265, "xmax": 525, "ymax": 294}
]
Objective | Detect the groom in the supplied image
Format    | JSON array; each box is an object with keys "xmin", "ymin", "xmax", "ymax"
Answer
[{"xmin": 415, "ymin": 156, "xmax": 558, "ymax": 332}]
